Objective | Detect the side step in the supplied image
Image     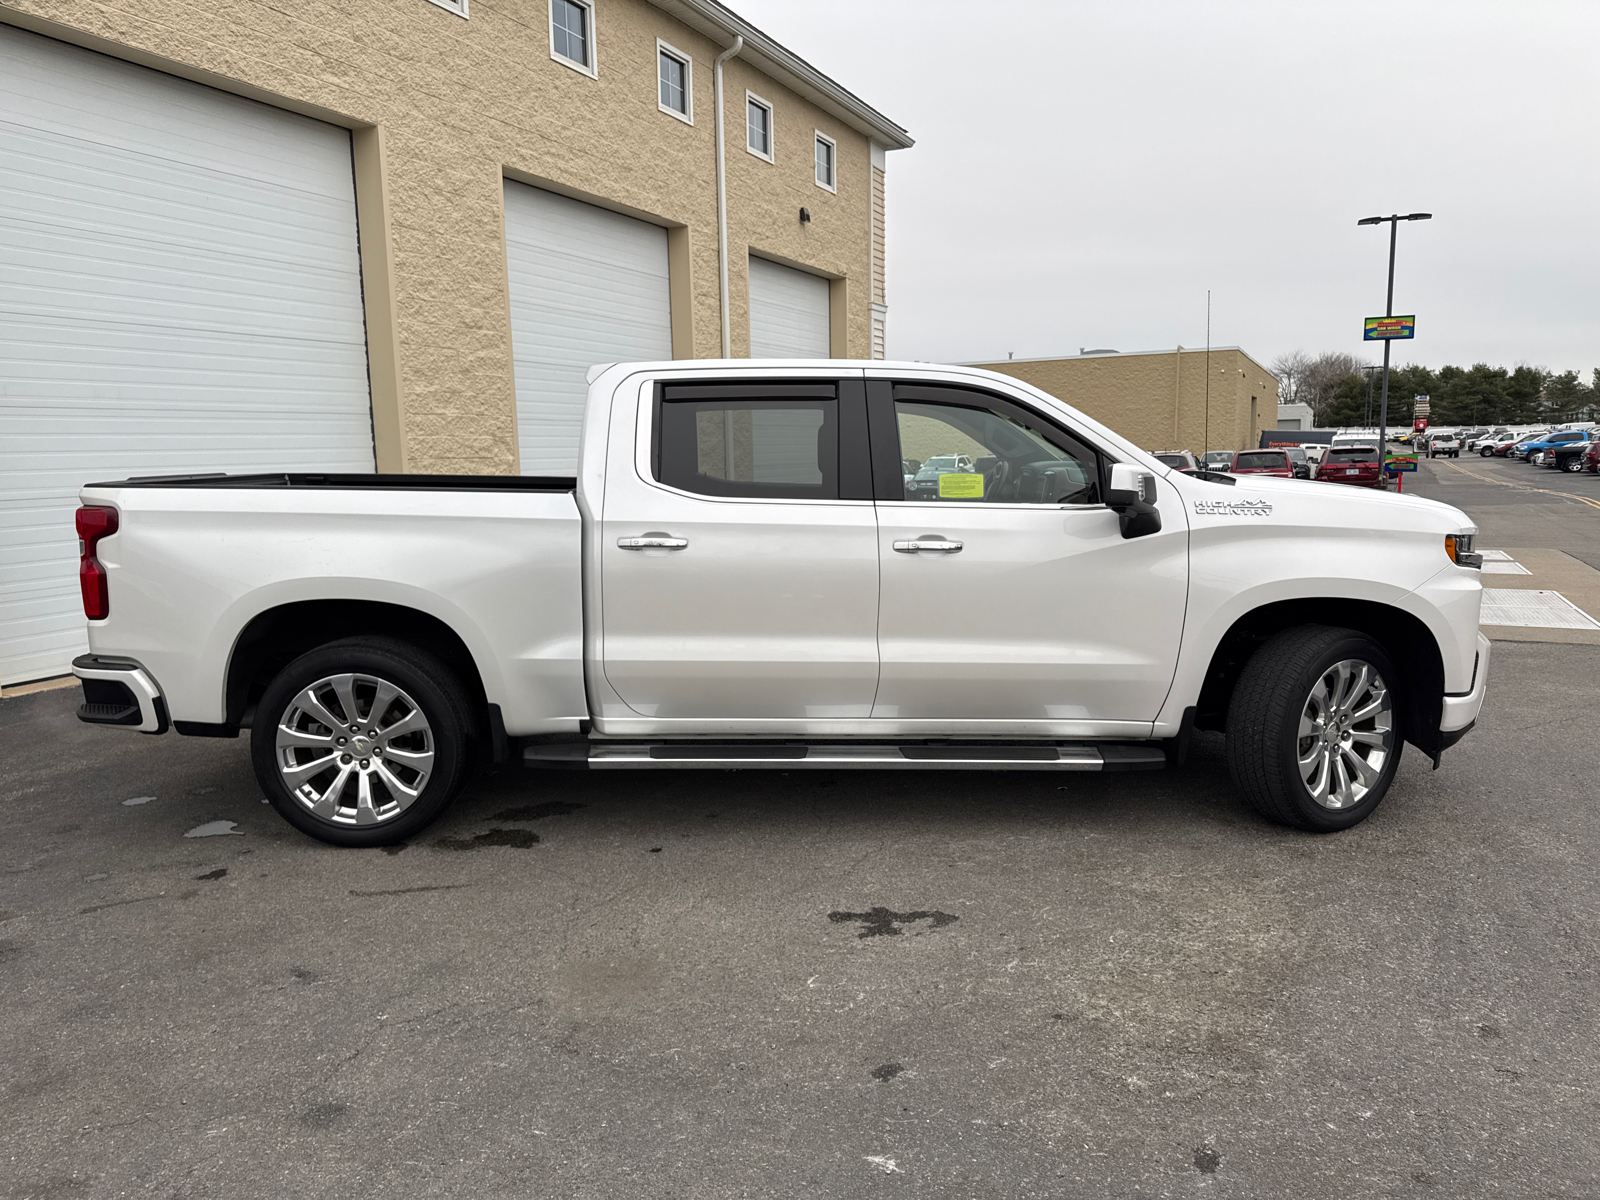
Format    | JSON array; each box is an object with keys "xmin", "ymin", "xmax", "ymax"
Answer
[{"xmin": 524, "ymin": 742, "xmax": 1166, "ymax": 772}]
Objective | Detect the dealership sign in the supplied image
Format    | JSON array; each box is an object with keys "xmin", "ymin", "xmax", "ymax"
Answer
[{"xmin": 1364, "ymin": 315, "xmax": 1416, "ymax": 340}]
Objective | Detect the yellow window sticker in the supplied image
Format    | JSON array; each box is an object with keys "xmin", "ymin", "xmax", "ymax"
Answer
[{"xmin": 938, "ymin": 472, "xmax": 984, "ymax": 499}]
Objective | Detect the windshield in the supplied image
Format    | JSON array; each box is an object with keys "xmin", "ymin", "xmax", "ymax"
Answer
[
  {"xmin": 1327, "ymin": 448, "xmax": 1377, "ymax": 463},
  {"xmin": 1285, "ymin": 448, "xmax": 1307, "ymax": 462},
  {"xmin": 1152, "ymin": 454, "xmax": 1190, "ymax": 469},
  {"xmin": 1234, "ymin": 452, "xmax": 1287, "ymax": 469}
]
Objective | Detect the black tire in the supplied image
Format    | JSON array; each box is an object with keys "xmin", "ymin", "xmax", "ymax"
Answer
[
  {"xmin": 1226, "ymin": 625, "xmax": 1403, "ymax": 832},
  {"xmin": 251, "ymin": 636, "xmax": 475, "ymax": 847},
  {"xmin": 1564, "ymin": 456, "xmax": 1585, "ymax": 473}
]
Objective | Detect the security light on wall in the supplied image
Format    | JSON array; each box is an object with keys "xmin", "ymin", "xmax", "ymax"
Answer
[{"xmin": 799, "ymin": 207, "xmax": 811, "ymax": 224}]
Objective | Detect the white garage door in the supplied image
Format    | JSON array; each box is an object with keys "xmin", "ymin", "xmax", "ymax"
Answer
[
  {"xmin": 748, "ymin": 256, "xmax": 831, "ymax": 359},
  {"xmin": 0, "ymin": 25, "xmax": 373, "ymax": 686},
  {"xmin": 503, "ymin": 182, "xmax": 672, "ymax": 475}
]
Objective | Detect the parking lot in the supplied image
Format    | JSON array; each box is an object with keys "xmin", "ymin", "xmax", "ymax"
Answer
[{"xmin": 4, "ymin": 456, "xmax": 1600, "ymax": 1198}]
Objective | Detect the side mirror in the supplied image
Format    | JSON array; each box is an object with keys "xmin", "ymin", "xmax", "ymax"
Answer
[{"xmin": 1106, "ymin": 463, "xmax": 1161, "ymax": 539}]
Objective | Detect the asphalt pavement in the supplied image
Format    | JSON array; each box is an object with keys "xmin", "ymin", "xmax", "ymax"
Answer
[{"xmin": 4, "ymin": 469, "xmax": 1600, "ymax": 1199}]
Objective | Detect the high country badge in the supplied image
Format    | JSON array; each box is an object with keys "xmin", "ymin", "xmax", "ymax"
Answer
[{"xmin": 1193, "ymin": 499, "xmax": 1273, "ymax": 517}]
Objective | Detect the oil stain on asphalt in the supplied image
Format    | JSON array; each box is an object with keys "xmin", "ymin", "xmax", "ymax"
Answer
[
  {"xmin": 828, "ymin": 907, "xmax": 959, "ymax": 938},
  {"xmin": 435, "ymin": 828, "xmax": 539, "ymax": 850},
  {"xmin": 490, "ymin": 801, "xmax": 585, "ymax": 822}
]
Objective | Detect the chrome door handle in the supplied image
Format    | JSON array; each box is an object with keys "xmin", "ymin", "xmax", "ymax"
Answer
[
  {"xmin": 893, "ymin": 539, "xmax": 963, "ymax": 554},
  {"xmin": 617, "ymin": 536, "xmax": 689, "ymax": 551}
]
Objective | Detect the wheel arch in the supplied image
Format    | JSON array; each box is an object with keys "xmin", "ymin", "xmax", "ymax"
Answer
[
  {"xmin": 223, "ymin": 600, "xmax": 491, "ymax": 738},
  {"xmin": 1194, "ymin": 598, "xmax": 1445, "ymax": 757}
]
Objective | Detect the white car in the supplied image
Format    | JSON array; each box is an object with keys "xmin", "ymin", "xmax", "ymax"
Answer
[
  {"xmin": 1427, "ymin": 433, "xmax": 1461, "ymax": 458},
  {"xmin": 71, "ymin": 360, "xmax": 1489, "ymax": 844}
]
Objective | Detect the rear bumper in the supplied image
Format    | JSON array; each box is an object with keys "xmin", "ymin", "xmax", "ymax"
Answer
[
  {"xmin": 71, "ymin": 655, "xmax": 169, "ymax": 734},
  {"xmin": 1440, "ymin": 633, "xmax": 1491, "ymax": 734}
]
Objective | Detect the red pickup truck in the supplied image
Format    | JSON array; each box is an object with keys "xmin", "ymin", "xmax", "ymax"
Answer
[
  {"xmin": 1230, "ymin": 450, "xmax": 1294, "ymax": 479},
  {"xmin": 1314, "ymin": 446, "xmax": 1386, "ymax": 488}
]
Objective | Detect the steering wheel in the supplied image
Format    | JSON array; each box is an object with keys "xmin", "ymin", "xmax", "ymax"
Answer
[{"xmin": 983, "ymin": 459, "xmax": 1011, "ymax": 502}]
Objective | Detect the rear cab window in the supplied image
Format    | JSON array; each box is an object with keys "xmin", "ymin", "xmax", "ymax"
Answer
[
  {"xmin": 652, "ymin": 380, "xmax": 871, "ymax": 500},
  {"xmin": 1234, "ymin": 452, "xmax": 1288, "ymax": 470}
]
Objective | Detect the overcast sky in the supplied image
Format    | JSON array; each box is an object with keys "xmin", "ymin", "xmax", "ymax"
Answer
[{"xmin": 733, "ymin": 0, "xmax": 1599, "ymax": 377}]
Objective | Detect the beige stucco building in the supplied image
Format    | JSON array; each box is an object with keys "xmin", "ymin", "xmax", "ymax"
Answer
[
  {"xmin": 968, "ymin": 348, "xmax": 1280, "ymax": 454},
  {"xmin": 0, "ymin": 0, "xmax": 910, "ymax": 685},
  {"xmin": 0, "ymin": 0, "xmax": 910, "ymax": 474}
]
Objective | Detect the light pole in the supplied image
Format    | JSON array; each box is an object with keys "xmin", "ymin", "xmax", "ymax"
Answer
[{"xmin": 1357, "ymin": 212, "xmax": 1430, "ymax": 476}]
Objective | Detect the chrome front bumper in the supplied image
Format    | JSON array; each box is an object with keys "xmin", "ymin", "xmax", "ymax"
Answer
[{"xmin": 72, "ymin": 655, "xmax": 169, "ymax": 734}]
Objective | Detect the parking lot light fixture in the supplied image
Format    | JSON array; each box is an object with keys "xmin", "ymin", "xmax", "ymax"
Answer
[{"xmin": 1359, "ymin": 212, "xmax": 1433, "ymax": 468}]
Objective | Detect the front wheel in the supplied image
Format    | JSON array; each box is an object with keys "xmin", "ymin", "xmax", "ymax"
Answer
[
  {"xmin": 1226, "ymin": 626, "xmax": 1403, "ymax": 832},
  {"xmin": 1564, "ymin": 456, "xmax": 1586, "ymax": 473},
  {"xmin": 251, "ymin": 637, "xmax": 475, "ymax": 846}
]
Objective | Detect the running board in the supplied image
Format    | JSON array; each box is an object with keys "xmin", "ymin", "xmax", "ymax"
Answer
[{"xmin": 523, "ymin": 742, "xmax": 1166, "ymax": 772}]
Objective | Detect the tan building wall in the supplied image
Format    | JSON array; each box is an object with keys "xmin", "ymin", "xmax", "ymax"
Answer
[
  {"xmin": 969, "ymin": 348, "xmax": 1281, "ymax": 454},
  {"xmin": 0, "ymin": 0, "xmax": 907, "ymax": 473}
]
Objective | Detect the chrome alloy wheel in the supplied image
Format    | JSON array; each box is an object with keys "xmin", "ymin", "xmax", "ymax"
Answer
[
  {"xmin": 274, "ymin": 673, "xmax": 434, "ymax": 826},
  {"xmin": 1296, "ymin": 659, "xmax": 1395, "ymax": 810}
]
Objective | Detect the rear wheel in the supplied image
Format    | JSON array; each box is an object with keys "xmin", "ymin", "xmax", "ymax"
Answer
[
  {"xmin": 1226, "ymin": 626, "xmax": 1402, "ymax": 832},
  {"xmin": 251, "ymin": 637, "xmax": 474, "ymax": 846},
  {"xmin": 1564, "ymin": 456, "xmax": 1585, "ymax": 473}
]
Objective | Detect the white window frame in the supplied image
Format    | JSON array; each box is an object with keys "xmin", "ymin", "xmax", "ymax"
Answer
[
  {"xmin": 425, "ymin": 0, "xmax": 468, "ymax": 15},
  {"xmin": 813, "ymin": 131, "xmax": 837, "ymax": 193},
  {"xmin": 745, "ymin": 90, "xmax": 774, "ymax": 163},
  {"xmin": 549, "ymin": 0, "xmax": 598, "ymax": 79},
  {"xmin": 656, "ymin": 39, "xmax": 693, "ymax": 125}
]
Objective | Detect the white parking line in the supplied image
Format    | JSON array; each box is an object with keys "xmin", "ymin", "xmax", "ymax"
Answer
[{"xmin": 1482, "ymin": 589, "xmax": 1600, "ymax": 630}]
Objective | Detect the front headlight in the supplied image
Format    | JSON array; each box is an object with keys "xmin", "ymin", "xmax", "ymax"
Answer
[{"xmin": 1446, "ymin": 533, "xmax": 1482, "ymax": 568}]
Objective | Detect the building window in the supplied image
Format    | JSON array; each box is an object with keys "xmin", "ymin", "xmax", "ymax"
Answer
[
  {"xmin": 746, "ymin": 92, "xmax": 773, "ymax": 161},
  {"xmin": 814, "ymin": 132, "xmax": 836, "ymax": 192},
  {"xmin": 425, "ymin": 0, "xmax": 468, "ymax": 16},
  {"xmin": 550, "ymin": 0, "xmax": 596, "ymax": 76},
  {"xmin": 658, "ymin": 40, "xmax": 692, "ymax": 123}
]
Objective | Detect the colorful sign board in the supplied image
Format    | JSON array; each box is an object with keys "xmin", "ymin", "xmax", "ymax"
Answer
[
  {"xmin": 1364, "ymin": 315, "xmax": 1416, "ymax": 340},
  {"xmin": 1414, "ymin": 393, "xmax": 1430, "ymax": 414},
  {"xmin": 1413, "ymin": 418, "xmax": 1428, "ymax": 432},
  {"xmin": 1385, "ymin": 453, "xmax": 1418, "ymax": 474}
]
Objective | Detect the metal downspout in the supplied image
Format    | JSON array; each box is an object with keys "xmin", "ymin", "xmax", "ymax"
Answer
[{"xmin": 714, "ymin": 35, "xmax": 744, "ymax": 358}]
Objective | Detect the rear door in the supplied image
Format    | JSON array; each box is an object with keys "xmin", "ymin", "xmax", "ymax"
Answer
[
  {"xmin": 598, "ymin": 375, "xmax": 879, "ymax": 723},
  {"xmin": 867, "ymin": 380, "xmax": 1189, "ymax": 730}
]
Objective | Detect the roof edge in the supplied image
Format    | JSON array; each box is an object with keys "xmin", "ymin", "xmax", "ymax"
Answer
[{"xmin": 648, "ymin": 0, "xmax": 913, "ymax": 150}]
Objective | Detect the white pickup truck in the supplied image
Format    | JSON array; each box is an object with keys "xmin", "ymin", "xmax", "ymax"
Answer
[{"xmin": 71, "ymin": 361, "xmax": 1490, "ymax": 845}]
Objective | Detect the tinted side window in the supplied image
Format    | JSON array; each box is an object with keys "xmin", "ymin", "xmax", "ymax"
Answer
[{"xmin": 657, "ymin": 387, "xmax": 839, "ymax": 499}]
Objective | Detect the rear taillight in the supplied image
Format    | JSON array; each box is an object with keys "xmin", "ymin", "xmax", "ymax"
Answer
[{"xmin": 76, "ymin": 505, "xmax": 118, "ymax": 619}]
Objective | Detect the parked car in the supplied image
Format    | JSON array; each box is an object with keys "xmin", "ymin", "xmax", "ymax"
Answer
[
  {"xmin": 1516, "ymin": 430, "xmax": 1590, "ymax": 463},
  {"xmin": 1496, "ymin": 433, "xmax": 1543, "ymax": 457},
  {"xmin": 1303, "ymin": 444, "xmax": 1329, "ymax": 466},
  {"xmin": 904, "ymin": 453, "xmax": 977, "ymax": 500},
  {"xmin": 68, "ymin": 359, "xmax": 1488, "ymax": 840},
  {"xmin": 1314, "ymin": 445, "xmax": 1386, "ymax": 488},
  {"xmin": 1426, "ymin": 433, "xmax": 1461, "ymax": 459},
  {"xmin": 1583, "ymin": 440, "xmax": 1600, "ymax": 474},
  {"xmin": 1283, "ymin": 446, "xmax": 1312, "ymax": 479},
  {"xmin": 1201, "ymin": 450, "xmax": 1234, "ymax": 470},
  {"xmin": 1467, "ymin": 428, "xmax": 1510, "ymax": 452},
  {"xmin": 1230, "ymin": 449, "xmax": 1295, "ymax": 479},
  {"xmin": 1551, "ymin": 433, "xmax": 1597, "ymax": 473},
  {"xmin": 1150, "ymin": 450, "xmax": 1202, "ymax": 473}
]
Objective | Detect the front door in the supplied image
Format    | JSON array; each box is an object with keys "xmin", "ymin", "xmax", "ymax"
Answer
[
  {"xmin": 600, "ymin": 379, "xmax": 880, "ymax": 723},
  {"xmin": 870, "ymin": 382, "xmax": 1189, "ymax": 729}
]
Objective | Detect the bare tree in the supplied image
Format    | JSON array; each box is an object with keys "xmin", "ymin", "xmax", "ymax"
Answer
[
  {"xmin": 1270, "ymin": 350, "xmax": 1313, "ymax": 407},
  {"xmin": 1299, "ymin": 351, "xmax": 1370, "ymax": 424}
]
